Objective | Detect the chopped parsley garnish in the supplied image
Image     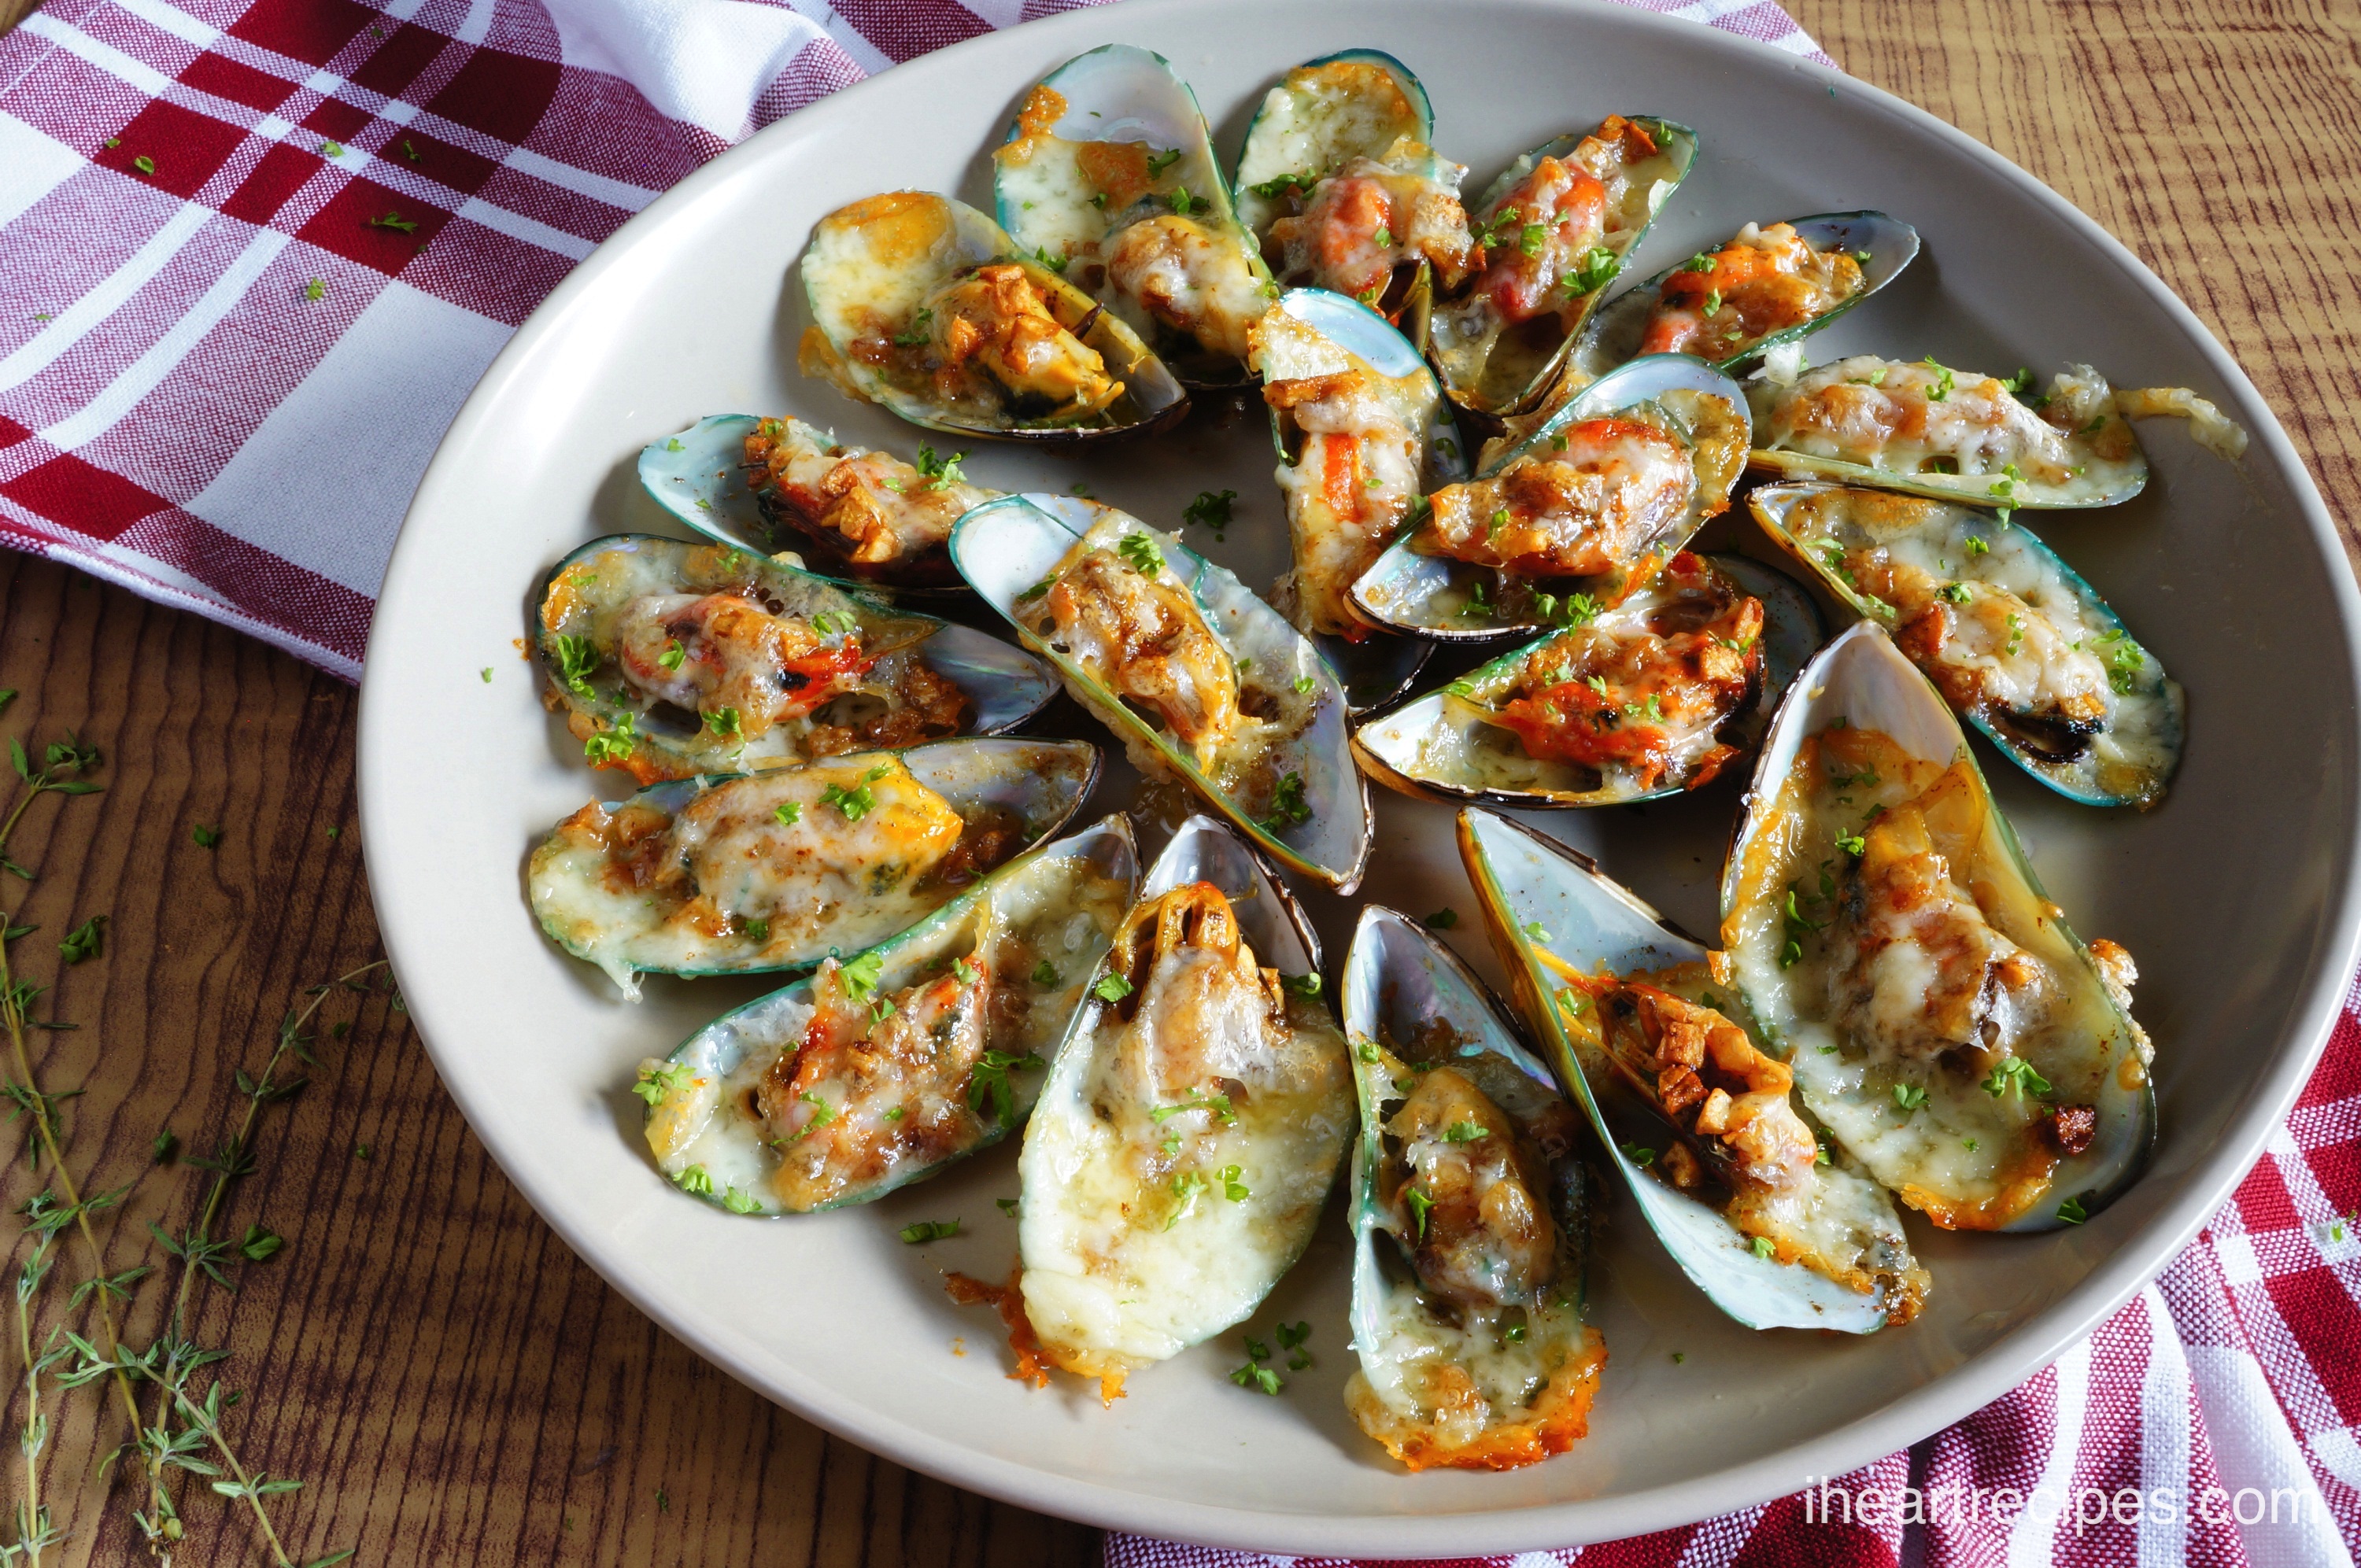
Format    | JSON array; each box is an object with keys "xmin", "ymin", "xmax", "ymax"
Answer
[
  {"xmin": 1964, "ymin": 534, "xmax": 1990, "ymax": 557},
  {"xmin": 1166, "ymin": 185, "xmax": 1202, "ymax": 216},
  {"xmin": 1701, "ymin": 288, "xmax": 1722, "ymax": 316},
  {"xmin": 1115, "ymin": 530, "xmax": 1164, "ymax": 577},
  {"xmin": 1031, "ymin": 959, "xmax": 1059, "ymax": 987},
  {"xmin": 674, "ymin": 1165, "xmax": 715, "ymax": 1196},
  {"xmin": 1092, "ymin": 972, "xmax": 1134, "ymax": 1003},
  {"xmin": 1751, "ymin": 1236, "xmax": 1775, "ymax": 1260},
  {"xmin": 633, "ymin": 1061, "xmax": 693, "ymax": 1106},
  {"xmin": 2097, "ymin": 629, "xmax": 2144, "ymax": 694},
  {"xmin": 1291, "ymin": 673, "xmax": 1315, "ymax": 696},
  {"xmin": 1182, "ymin": 489, "xmax": 1236, "ymax": 532},
  {"xmin": 1618, "ymin": 1142, "xmax": 1656, "ymax": 1167},
  {"xmin": 1151, "ymin": 1091, "xmax": 1236, "ymax": 1127},
  {"xmin": 1166, "ymin": 1171, "xmax": 1209, "ymax": 1226},
  {"xmin": 1836, "ymin": 832, "xmax": 1866, "ymax": 858},
  {"xmin": 1016, "ymin": 574, "xmax": 1055, "ymax": 602},
  {"xmin": 899, "ymin": 1219, "xmax": 960, "ymax": 1243},
  {"xmin": 658, "ymin": 640, "xmax": 685, "ymax": 672},
  {"xmin": 367, "ymin": 210, "xmax": 418, "ymax": 234},
  {"xmin": 1259, "ymin": 771, "xmax": 1311, "ymax": 833},
  {"xmin": 996, "ymin": 1197, "xmax": 1019, "ymax": 1216},
  {"xmin": 742, "ymin": 917, "xmax": 770, "ymax": 944},
  {"xmin": 1250, "ymin": 171, "xmax": 1318, "ymax": 200},
  {"xmin": 720, "ymin": 1186, "xmax": 761, "ymax": 1214},
  {"xmin": 552, "ymin": 633, "xmax": 601, "ymax": 696},
  {"xmin": 1146, "ymin": 148, "xmax": 1183, "ymax": 178},
  {"xmin": 1443, "ymin": 1121, "xmax": 1487, "ymax": 1144},
  {"xmin": 1403, "ymin": 1186, "xmax": 1434, "ymax": 1240},
  {"xmin": 2056, "ymin": 1195, "xmax": 2088, "ymax": 1225},
  {"xmin": 704, "ymin": 706, "xmax": 742, "ymax": 740},
  {"xmin": 914, "ymin": 445, "xmax": 968, "ymax": 489},
  {"xmin": 1683, "ymin": 253, "xmax": 1715, "ymax": 273},
  {"xmin": 1031, "ymin": 245, "xmax": 1068, "ymax": 275},
  {"xmin": 951, "ymin": 955, "xmax": 982, "ymax": 987},
  {"xmin": 304, "ymin": 278, "xmax": 327, "ymax": 302},
  {"xmin": 1920, "ymin": 358, "xmax": 1955, "ymax": 401},
  {"xmin": 774, "ymin": 801, "xmax": 802, "ymax": 828},
  {"xmin": 1276, "ymin": 1319, "xmax": 1312, "ymax": 1370},
  {"xmin": 1230, "ymin": 1336, "xmax": 1283, "ymax": 1395},
  {"xmin": 1520, "ymin": 921, "xmax": 1550, "ymax": 943},
  {"xmin": 1422, "ymin": 908, "xmax": 1458, "ymax": 930},
  {"xmin": 1892, "ymin": 1083, "xmax": 1929, "ymax": 1112},
  {"xmin": 1373, "ymin": 225, "xmax": 1394, "ymax": 249},
  {"xmin": 1518, "ymin": 222, "xmax": 1548, "ymax": 257},
  {"xmin": 1503, "ymin": 1322, "xmax": 1527, "ymax": 1344},
  {"xmin": 1964, "ymin": 1137, "xmax": 1980, "ymax": 1152},
  {"xmin": 1219, "ymin": 1164, "xmax": 1250, "ymax": 1201},
  {"xmin": 1280, "ymin": 972, "xmax": 1322, "ymax": 999},
  {"xmin": 191, "ymin": 824, "xmax": 223, "ymax": 850},
  {"xmin": 822, "ymin": 764, "xmax": 891, "ymax": 821},
  {"xmin": 968, "ymin": 1049, "xmax": 1041, "ymax": 1126},
  {"xmin": 1488, "ymin": 506, "xmax": 1510, "ymax": 537},
  {"xmin": 584, "ymin": 711, "xmax": 637, "ymax": 766},
  {"xmin": 133, "ymin": 154, "xmax": 158, "ymax": 175},
  {"xmin": 1354, "ymin": 1040, "xmax": 1380, "ymax": 1064},
  {"xmin": 1938, "ymin": 581, "xmax": 1974, "ymax": 603},
  {"xmin": 1562, "ymin": 246, "xmax": 1618, "ymax": 295},
  {"xmin": 892, "ymin": 307, "xmax": 935, "ymax": 348},
  {"xmin": 1982, "ymin": 1056, "xmax": 2052, "ymax": 1100},
  {"xmin": 837, "ymin": 950, "xmax": 885, "ymax": 999}
]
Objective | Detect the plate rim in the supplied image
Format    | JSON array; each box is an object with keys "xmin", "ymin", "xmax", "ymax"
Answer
[{"xmin": 356, "ymin": 0, "xmax": 2361, "ymax": 1551}]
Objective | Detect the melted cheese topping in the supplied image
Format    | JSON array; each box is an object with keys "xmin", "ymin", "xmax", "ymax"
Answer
[
  {"xmin": 1233, "ymin": 59, "xmax": 1425, "ymax": 234},
  {"xmin": 1099, "ymin": 214, "xmax": 1269, "ymax": 363},
  {"xmin": 540, "ymin": 541, "xmax": 970, "ymax": 784},
  {"xmin": 1757, "ymin": 356, "xmax": 2153, "ymax": 504},
  {"xmin": 1431, "ymin": 116, "xmax": 1679, "ymax": 402},
  {"xmin": 1428, "ymin": 417, "xmax": 1693, "ymax": 577},
  {"xmin": 1019, "ymin": 887, "xmax": 1352, "ymax": 1381},
  {"xmin": 527, "ymin": 759, "xmax": 976, "ymax": 994},
  {"xmin": 1265, "ymin": 143, "xmax": 1476, "ymax": 301},
  {"xmin": 1265, "ymin": 368, "xmax": 1424, "ymax": 636},
  {"xmin": 1640, "ymin": 221, "xmax": 1863, "ymax": 362},
  {"xmin": 745, "ymin": 418, "xmax": 995, "ymax": 566},
  {"xmin": 638, "ymin": 847, "xmax": 1131, "ymax": 1214},
  {"xmin": 1725, "ymin": 728, "xmax": 2147, "ymax": 1227},
  {"xmin": 1775, "ymin": 486, "xmax": 2178, "ymax": 805},
  {"xmin": 1346, "ymin": 1036, "xmax": 1602, "ymax": 1470}
]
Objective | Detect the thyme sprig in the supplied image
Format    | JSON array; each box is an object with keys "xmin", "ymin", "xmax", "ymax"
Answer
[
  {"xmin": 0, "ymin": 729, "xmax": 143, "ymax": 1566},
  {"xmin": 91, "ymin": 959, "xmax": 389, "ymax": 1566}
]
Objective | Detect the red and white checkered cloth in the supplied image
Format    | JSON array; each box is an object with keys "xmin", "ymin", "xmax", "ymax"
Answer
[{"xmin": 2, "ymin": 0, "xmax": 2354, "ymax": 1562}]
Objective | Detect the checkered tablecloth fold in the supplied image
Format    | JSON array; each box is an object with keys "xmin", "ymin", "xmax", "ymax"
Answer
[{"xmin": 3, "ymin": 1, "xmax": 2354, "ymax": 1562}]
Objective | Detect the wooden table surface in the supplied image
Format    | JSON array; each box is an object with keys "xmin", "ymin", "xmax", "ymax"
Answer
[{"xmin": 3, "ymin": 2, "xmax": 2358, "ymax": 1562}]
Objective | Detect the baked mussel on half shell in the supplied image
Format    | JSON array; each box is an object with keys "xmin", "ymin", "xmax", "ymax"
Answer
[
  {"xmin": 527, "ymin": 736, "xmax": 1099, "ymax": 998},
  {"xmin": 1458, "ymin": 810, "xmax": 1926, "ymax": 1332},
  {"xmin": 1017, "ymin": 816, "xmax": 1354, "ymax": 1399},
  {"xmin": 638, "ymin": 414, "xmax": 997, "ymax": 597},
  {"xmin": 799, "ymin": 191, "xmax": 1186, "ymax": 443},
  {"xmin": 1720, "ymin": 622, "xmax": 2157, "ymax": 1232},
  {"xmin": 1747, "ymin": 355, "xmax": 2248, "ymax": 509},
  {"xmin": 635, "ymin": 813, "xmax": 1139, "ymax": 1215},
  {"xmin": 534, "ymin": 535, "xmax": 1054, "ymax": 783},
  {"xmin": 1248, "ymin": 287, "xmax": 1470, "ymax": 710},
  {"xmin": 993, "ymin": 46, "xmax": 1275, "ymax": 389},
  {"xmin": 1339, "ymin": 905, "xmax": 1606, "ymax": 1470},
  {"xmin": 1750, "ymin": 481, "xmax": 2182, "ymax": 808},
  {"xmin": 1232, "ymin": 52, "xmax": 1473, "ymax": 345},
  {"xmin": 1428, "ymin": 115, "xmax": 1698, "ymax": 416},
  {"xmin": 1350, "ymin": 354, "xmax": 1750, "ymax": 640},
  {"xmin": 1572, "ymin": 212, "xmax": 1919, "ymax": 379},
  {"xmin": 1354, "ymin": 552, "xmax": 1821, "ymax": 809},
  {"xmin": 953, "ymin": 494, "xmax": 1373, "ymax": 891}
]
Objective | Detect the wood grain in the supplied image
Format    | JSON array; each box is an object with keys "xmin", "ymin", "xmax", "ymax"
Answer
[{"xmin": 0, "ymin": 1, "xmax": 2357, "ymax": 1563}]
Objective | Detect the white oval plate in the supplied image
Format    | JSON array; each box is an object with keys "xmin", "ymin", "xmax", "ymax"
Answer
[{"xmin": 357, "ymin": 0, "xmax": 2361, "ymax": 1552}]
